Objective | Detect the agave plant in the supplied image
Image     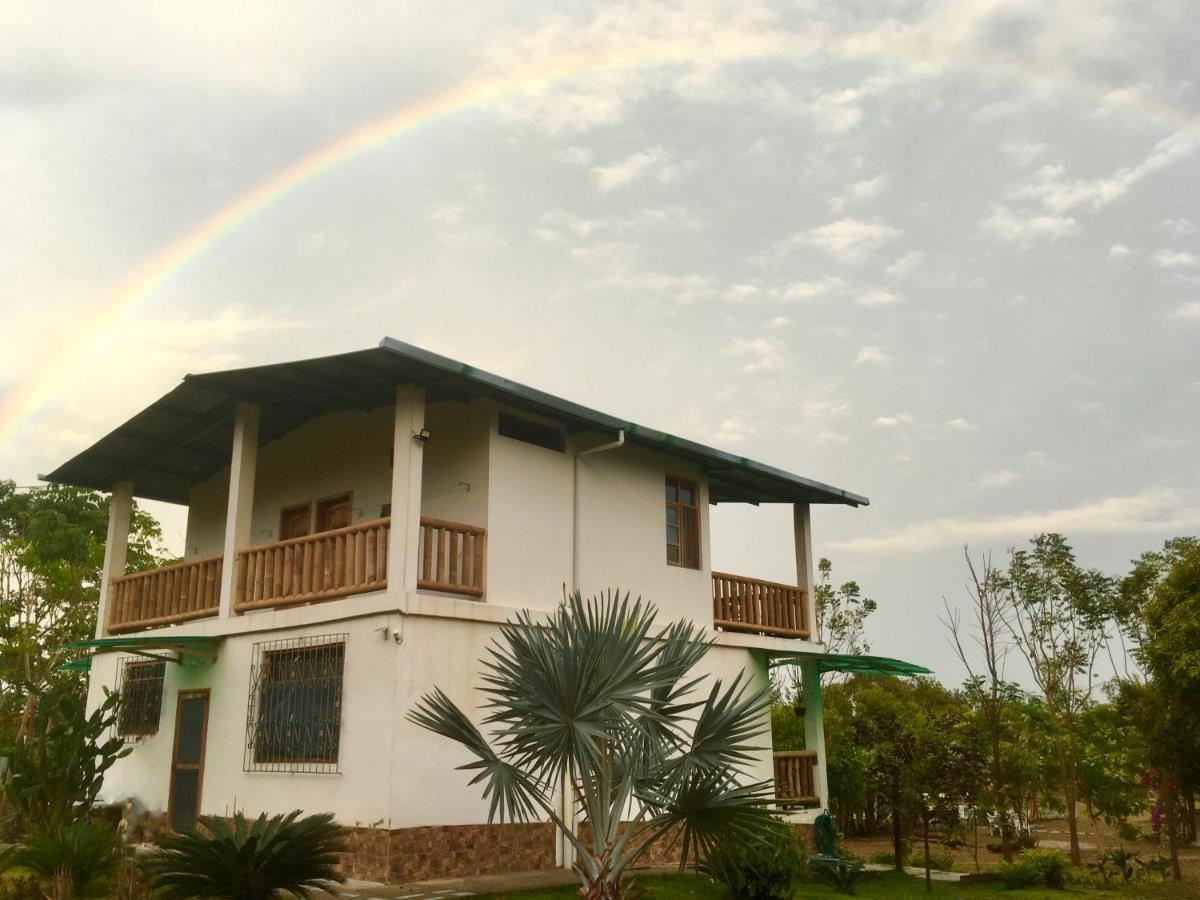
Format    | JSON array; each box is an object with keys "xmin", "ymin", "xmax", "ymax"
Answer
[
  {"xmin": 137, "ymin": 810, "xmax": 346, "ymax": 900},
  {"xmin": 408, "ymin": 590, "xmax": 773, "ymax": 899}
]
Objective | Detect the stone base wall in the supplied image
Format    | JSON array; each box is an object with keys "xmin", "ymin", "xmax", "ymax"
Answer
[
  {"xmin": 339, "ymin": 820, "xmax": 817, "ymax": 884},
  {"xmin": 340, "ymin": 822, "xmax": 556, "ymax": 883}
]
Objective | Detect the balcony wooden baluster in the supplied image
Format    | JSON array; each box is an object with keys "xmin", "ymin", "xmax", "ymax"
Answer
[
  {"xmin": 417, "ymin": 517, "xmax": 486, "ymax": 598},
  {"xmin": 712, "ymin": 571, "xmax": 809, "ymax": 638},
  {"xmin": 234, "ymin": 518, "xmax": 390, "ymax": 612},
  {"xmin": 773, "ymin": 750, "xmax": 819, "ymax": 807},
  {"xmin": 108, "ymin": 556, "xmax": 223, "ymax": 634}
]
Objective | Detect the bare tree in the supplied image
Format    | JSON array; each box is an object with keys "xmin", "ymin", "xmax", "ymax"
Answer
[{"xmin": 940, "ymin": 547, "xmax": 1016, "ymax": 862}]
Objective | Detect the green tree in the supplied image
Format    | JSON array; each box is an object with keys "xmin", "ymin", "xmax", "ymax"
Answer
[
  {"xmin": 0, "ymin": 481, "xmax": 167, "ymax": 735},
  {"xmin": 1003, "ymin": 533, "xmax": 1114, "ymax": 865},
  {"xmin": 813, "ymin": 557, "xmax": 877, "ymax": 658},
  {"xmin": 408, "ymin": 591, "xmax": 773, "ymax": 900}
]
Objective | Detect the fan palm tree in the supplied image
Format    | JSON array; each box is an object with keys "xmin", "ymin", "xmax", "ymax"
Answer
[
  {"xmin": 137, "ymin": 810, "xmax": 346, "ymax": 899},
  {"xmin": 408, "ymin": 590, "xmax": 773, "ymax": 899}
]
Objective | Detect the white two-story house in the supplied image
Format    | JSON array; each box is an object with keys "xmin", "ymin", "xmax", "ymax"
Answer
[{"xmin": 46, "ymin": 338, "xmax": 890, "ymax": 883}]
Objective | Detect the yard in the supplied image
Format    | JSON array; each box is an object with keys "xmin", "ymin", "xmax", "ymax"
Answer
[{"xmin": 478, "ymin": 870, "xmax": 1200, "ymax": 899}]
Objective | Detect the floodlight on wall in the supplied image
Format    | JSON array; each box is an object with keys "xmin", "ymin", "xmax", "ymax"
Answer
[{"xmin": 413, "ymin": 428, "xmax": 431, "ymax": 443}]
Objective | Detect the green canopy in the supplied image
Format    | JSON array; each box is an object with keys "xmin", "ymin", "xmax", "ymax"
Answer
[
  {"xmin": 61, "ymin": 634, "xmax": 221, "ymax": 669},
  {"xmin": 54, "ymin": 656, "xmax": 93, "ymax": 673},
  {"xmin": 768, "ymin": 650, "xmax": 931, "ymax": 678}
]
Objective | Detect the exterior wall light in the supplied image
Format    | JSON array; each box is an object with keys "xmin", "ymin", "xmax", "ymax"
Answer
[{"xmin": 413, "ymin": 428, "xmax": 432, "ymax": 443}]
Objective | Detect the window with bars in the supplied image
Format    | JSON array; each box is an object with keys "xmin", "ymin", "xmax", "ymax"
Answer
[
  {"xmin": 116, "ymin": 658, "xmax": 166, "ymax": 738},
  {"xmin": 244, "ymin": 635, "xmax": 346, "ymax": 774},
  {"xmin": 665, "ymin": 476, "xmax": 700, "ymax": 569}
]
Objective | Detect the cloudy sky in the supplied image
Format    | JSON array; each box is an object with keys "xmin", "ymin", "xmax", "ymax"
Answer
[{"xmin": 2, "ymin": 0, "xmax": 1198, "ymax": 682}]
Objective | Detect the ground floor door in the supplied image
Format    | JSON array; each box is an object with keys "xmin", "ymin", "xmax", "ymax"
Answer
[{"xmin": 168, "ymin": 689, "xmax": 210, "ymax": 831}]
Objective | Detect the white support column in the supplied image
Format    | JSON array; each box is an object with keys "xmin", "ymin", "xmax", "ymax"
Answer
[
  {"xmin": 95, "ymin": 481, "xmax": 134, "ymax": 638},
  {"xmin": 218, "ymin": 402, "xmax": 260, "ymax": 618},
  {"xmin": 793, "ymin": 502, "xmax": 816, "ymax": 636},
  {"xmin": 800, "ymin": 658, "xmax": 829, "ymax": 811},
  {"xmin": 388, "ymin": 385, "xmax": 426, "ymax": 594}
]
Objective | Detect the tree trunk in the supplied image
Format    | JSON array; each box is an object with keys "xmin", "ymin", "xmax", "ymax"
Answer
[
  {"xmin": 923, "ymin": 811, "xmax": 932, "ymax": 893},
  {"xmin": 1165, "ymin": 783, "xmax": 1182, "ymax": 881},
  {"xmin": 1186, "ymin": 789, "xmax": 1197, "ymax": 846},
  {"xmin": 1054, "ymin": 733, "xmax": 1082, "ymax": 865},
  {"xmin": 891, "ymin": 773, "xmax": 904, "ymax": 871}
]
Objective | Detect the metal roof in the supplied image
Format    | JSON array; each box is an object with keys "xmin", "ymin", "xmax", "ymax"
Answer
[
  {"xmin": 44, "ymin": 337, "xmax": 869, "ymax": 508},
  {"xmin": 62, "ymin": 635, "xmax": 221, "ymax": 667},
  {"xmin": 768, "ymin": 651, "xmax": 932, "ymax": 677}
]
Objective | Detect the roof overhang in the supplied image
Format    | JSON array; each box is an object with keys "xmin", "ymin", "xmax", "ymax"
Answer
[
  {"xmin": 768, "ymin": 651, "xmax": 932, "ymax": 678},
  {"xmin": 61, "ymin": 635, "xmax": 221, "ymax": 669},
  {"xmin": 44, "ymin": 337, "xmax": 870, "ymax": 508}
]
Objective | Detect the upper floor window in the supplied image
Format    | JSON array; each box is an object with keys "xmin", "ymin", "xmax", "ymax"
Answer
[
  {"xmin": 245, "ymin": 634, "xmax": 346, "ymax": 774},
  {"xmin": 665, "ymin": 476, "xmax": 700, "ymax": 569},
  {"xmin": 117, "ymin": 658, "xmax": 166, "ymax": 738}
]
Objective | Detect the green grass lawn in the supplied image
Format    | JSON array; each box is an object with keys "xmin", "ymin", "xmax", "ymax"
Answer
[{"xmin": 478, "ymin": 869, "xmax": 1200, "ymax": 899}]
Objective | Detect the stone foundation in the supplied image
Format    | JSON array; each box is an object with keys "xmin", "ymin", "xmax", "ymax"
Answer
[{"xmin": 338, "ymin": 819, "xmax": 815, "ymax": 884}]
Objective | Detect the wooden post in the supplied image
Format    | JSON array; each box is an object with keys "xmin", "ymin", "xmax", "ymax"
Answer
[
  {"xmin": 387, "ymin": 385, "xmax": 425, "ymax": 594},
  {"xmin": 95, "ymin": 481, "xmax": 134, "ymax": 638},
  {"xmin": 218, "ymin": 402, "xmax": 260, "ymax": 618}
]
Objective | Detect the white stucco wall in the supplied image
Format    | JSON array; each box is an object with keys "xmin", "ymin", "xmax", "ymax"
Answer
[{"xmin": 420, "ymin": 400, "xmax": 489, "ymax": 528}]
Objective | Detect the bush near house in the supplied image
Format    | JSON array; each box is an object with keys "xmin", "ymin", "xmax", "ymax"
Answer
[{"xmin": 702, "ymin": 816, "xmax": 807, "ymax": 899}]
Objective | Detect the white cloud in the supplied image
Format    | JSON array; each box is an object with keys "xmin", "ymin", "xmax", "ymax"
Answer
[
  {"xmin": 857, "ymin": 289, "xmax": 901, "ymax": 308},
  {"xmin": 814, "ymin": 427, "xmax": 850, "ymax": 445},
  {"xmin": 1155, "ymin": 249, "xmax": 1200, "ymax": 268},
  {"xmin": 830, "ymin": 488, "xmax": 1200, "ymax": 555},
  {"xmin": 981, "ymin": 205, "xmax": 1077, "ymax": 246},
  {"xmin": 855, "ymin": 345, "xmax": 891, "ymax": 366},
  {"xmin": 885, "ymin": 251, "xmax": 923, "ymax": 278},
  {"xmin": 710, "ymin": 418, "xmax": 749, "ymax": 445},
  {"xmin": 1176, "ymin": 302, "xmax": 1200, "ymax": 321},
  {"xmin": 592, "ymin": 270, "xmax": 716, "ymax": 304},
  {"xmin": 725, "ymin": 283, "xmax": 762, "ymax": 302},
  {"xmin": 780, "ymin": 277, "xmax": 845, "ymax": 301},
  {"xmin": 796, "ymin": 218, "xmax": 902, "ymax": 264},
  {"xmin": 764, "ymin": 315, "xmax": 792, "ymax": 329},
  {"xmin": 1107, "ymin": 243, "xmax": 1131, "ymax": 259},
  {"xmin": 1009, "ymin": 130, "xmax": 1200, "ymax": 215},
  {"xmin": 722, "ymin": 336, "xmax": 785, "ymax": 372},
  {"xmin": 979, "ymin": 468, "xmax": 1022, "ymax": 490},
  {"xmin": 873, "ymin": 413, "xmax": 914, "ymax": 428},
  {"xmin": 536, "ymin": 206, "xmax": 702, "ymax": 243},
  {"xmin": 945, "ymin": 417, "xmax": 977, "ymax": 432},
  {"xmin": 1162, "ymin": 218, "xmax": 1197, "ymax": 237},
  {"xmin": 591, "ymin": 146, "xmax": 677, "ymax": 191}
]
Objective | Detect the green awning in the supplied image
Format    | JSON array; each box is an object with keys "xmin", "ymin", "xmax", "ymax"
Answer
[
  {"xmin": 61, "ymin": 634, "xmax": 221, "ymax": 669},
  {"xmin": 768, "ymin": 651, "xmax": 932, "ymax": 678},
  {"xmin": 55, "ymin": 656, "xmax": 93, "ymax": 673}
]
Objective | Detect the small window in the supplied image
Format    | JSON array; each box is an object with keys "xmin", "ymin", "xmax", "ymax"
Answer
[
  {"xmin": 498, "ymin": 412, "xmax": 565, "ymax": 453},
  {"xmin": 665, "ymin": 476, "xmax": 700, "ymax": 569},
  {"xmin": 245, "ymin": 635, "xmax": 346, "ymax": 773},
  {"xmin": 116, "ymin": 658, "xmax": 166, "ymax": 738}
]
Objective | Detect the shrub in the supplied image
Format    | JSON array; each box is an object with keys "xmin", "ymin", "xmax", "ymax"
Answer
[
  {"xmin": 914, "ymin": 850, "xmax": 956, "ymax": 872},
  {"xmin": 810, "ymin": 858, "xmax": 871, "ymax": 896},
  {"xmin": 995, "ymin": 848, "xmax": 1070, "ymax": 890},
  {"xmin": 867, "ymin": 851, "xmax": 897, "ymax": 866},
  {"xmin": 703, "ymin": 817, "xmax": 806, "ymax": 899},
  {"xmin": 1117, "ymin": 820, "xmax": 1142, "ymax": 843},
  {"xmin": 138, "ymin": 810, "xmax": 347, "ymax": 900},
  {"xmin": 0, "ymin": 821, "xmax": 122, "ymax": 899}
]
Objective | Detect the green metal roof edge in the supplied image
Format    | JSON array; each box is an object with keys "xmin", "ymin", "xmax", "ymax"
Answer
[
  {"xmin": 63, "ymin": 635, "xmax": 221, "ymax": 650},
  {"xmin": 768, "ymin": 650, "xmax": 932, "ymax": 677},
  {"xmin": 377, "ymin": 337, "xmax": 870, "ymax": 507},
  {"xmin": 55, "ymin": 656, "xmax": 92, "ymax": 673}
]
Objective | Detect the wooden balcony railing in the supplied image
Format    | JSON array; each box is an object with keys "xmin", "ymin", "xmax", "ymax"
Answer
[
  {"xmin": 774, "ymin": 751, "xmax": 819, "ymax": 807},
  {"xmin": 417, "ymin": 516, "xmax": 486, "ymax": 598},
  {"xmin": 109, "ymin": 555, "xmax": 223, "ymax": 634},
  {"xmin": 712, "ymin": 571, "xmax": 809, "ymax": 639},
  {"xmin": 234, "ymin": 518, "xmax": 390, "ymax": 612}
]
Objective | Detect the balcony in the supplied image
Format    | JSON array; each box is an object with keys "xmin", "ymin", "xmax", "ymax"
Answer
[
  {"xmin": 106, "ymin": 516, "xmax": 486, "ymax": 633},
  {"xmin": 712, "ymin": 572, "xmax": 809, "ymax": 639},
  {"xmin": 773, "ymin": 751, "xmax": 819, "ymax": 807}
]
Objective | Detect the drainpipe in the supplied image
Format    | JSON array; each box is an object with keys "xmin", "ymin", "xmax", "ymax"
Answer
[
  {"xmin": 559, "ymin": 429, "xmax": 625, "ymax": 869},
  {"xmin": 571, "ymin": 430, "xmax": 625, "ymax": 593}
]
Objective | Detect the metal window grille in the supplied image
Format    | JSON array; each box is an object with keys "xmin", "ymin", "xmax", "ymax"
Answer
[
  {"xmin": 244, "ymin": 634, "xmax": 346, "ymax": 774},
  {"xmin": 115, "ymin": 657, "xmax": 166, "ymax": 739}
]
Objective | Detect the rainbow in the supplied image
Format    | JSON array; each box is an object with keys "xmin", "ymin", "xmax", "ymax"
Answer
[{"xmin": 3, "ymin": 29, "xmax": 1195, "ymax": 449}]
